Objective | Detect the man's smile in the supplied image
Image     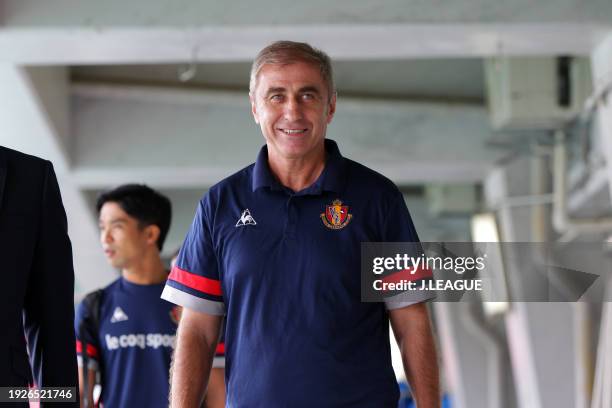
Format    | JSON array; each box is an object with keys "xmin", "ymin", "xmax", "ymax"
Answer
[{"xmin": 278, "ymin": 128, "xmax": 308, "ymax": 135}]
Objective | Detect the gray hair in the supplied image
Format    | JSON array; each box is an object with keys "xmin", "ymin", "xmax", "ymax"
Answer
[{"xmin": 249, "ymin": 40, "xmax": 335, "ymax": 101}]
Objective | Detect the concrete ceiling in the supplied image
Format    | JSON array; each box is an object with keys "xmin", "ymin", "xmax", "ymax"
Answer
[
  {"xmin": 72, "ymin": 59, "xmax": 486, "ymax": 101},
  {"xmin": 3, "ymin": 0, "xmax": 612, "ymax": 26},
  {"xmin": 2, "ymin": 1, "xmax": 611, "ymax": 64}
]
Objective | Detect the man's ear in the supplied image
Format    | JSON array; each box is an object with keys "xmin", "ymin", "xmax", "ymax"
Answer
[
  {"xmin": 145, "ymin": 225, "xmax": 161, "ymax": 248},
  {"xmin": 326, "ymin": 92, "xmax": 337, "ymax": 124},
  {"xmin": 250, "ymin": 94, "xmax": 260, "ymax": 125}
]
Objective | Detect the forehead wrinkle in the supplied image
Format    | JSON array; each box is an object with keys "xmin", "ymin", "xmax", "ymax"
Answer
[
  {"xmin": 263, "ymin": 84, "xmax": 322, "ymax": 96},
  {"xmin": 264, "ymin": 86, "xmax": 286, "ymax": 95},
  {"xmin": 256, "ymin": 62, "xmax": 328, "ymax": 94},
  {"xmin": 298, "ymin": 86, "xmax": 322, "ymax": 94}
]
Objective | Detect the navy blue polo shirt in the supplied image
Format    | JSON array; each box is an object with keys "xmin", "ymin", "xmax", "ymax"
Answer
[
  {"xmin": 162, "ymin": 139, "xmax": 432, "ymax": 407},
  {"xmin": 75, "ymin": 278, "xmax": 179, "ymax": 408}
]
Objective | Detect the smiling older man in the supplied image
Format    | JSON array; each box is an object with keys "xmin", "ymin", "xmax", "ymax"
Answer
[{"xmin": 162, "ymin": 41, "xmax": 440, "ymax": 408}]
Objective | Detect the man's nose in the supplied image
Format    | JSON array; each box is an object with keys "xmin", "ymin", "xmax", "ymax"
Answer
[
  {"xmin": 283, "ymin": 97, "xmax": 303, "ymax": 121},
  {"xmin": 101, "ymin": 229, "xmax": 112, "ymax": 244}
]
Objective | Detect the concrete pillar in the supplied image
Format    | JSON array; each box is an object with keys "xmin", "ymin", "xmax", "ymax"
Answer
[
  {"xmin": 485, "ymin": 155, "xmax": 590, "ymax": 408},
  {"xmin": 591, "ymin": 34, "xmax": 612, "ymax": 204},
  {"xmin": 432, "ymin": 167, "xmax": 520, "ymax": 408},
  {"xmin": 434, "ymin": 301, "xmax": 512, "ymax": 408},
  {"xmin": 589, "ymin": 33, "xmax": 612, "ymax": 408}
]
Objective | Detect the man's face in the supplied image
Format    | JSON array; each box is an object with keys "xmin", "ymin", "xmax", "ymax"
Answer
[
  {"xmin": 250, "ymin": 62, "xmax": 336, "ymax": 161},
  {"xmin": 98, "ymin": 202, "xmax": 151, "ymax": 269}
]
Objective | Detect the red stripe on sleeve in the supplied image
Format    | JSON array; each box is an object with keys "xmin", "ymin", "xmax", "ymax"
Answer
[
  {"xmin": 382, "ymin": 266, "xmax": 433, "ymax": 285},
  {"xmin": 169, "ymin": 265, "xmax": 222, "ymax": 297},
  {"xmin": 76, "ymin": 340, "xmax": 99, "ymax": 358},
  {"xmin": 215, "ymin": 343, "xmax": 225, "ymax": 355}
]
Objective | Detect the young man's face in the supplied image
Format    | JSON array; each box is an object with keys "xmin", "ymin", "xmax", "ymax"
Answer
[
  {"xmin": 98, "ymin": 202, "xmax": 152, "ymax": 269},
  {"xmin": 250, "ymin": 61, "xmax": 336, "ymax": 161}
]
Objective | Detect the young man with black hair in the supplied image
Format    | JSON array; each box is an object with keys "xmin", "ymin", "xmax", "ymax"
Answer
[{"xmin": 74, "ymin": 184, "xmax": 178, "ymax": 407}]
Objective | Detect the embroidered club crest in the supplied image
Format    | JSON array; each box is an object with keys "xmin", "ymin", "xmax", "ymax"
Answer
[{"xmin": 321, "ymin": 199, "xmax": 352, "ymax": 230}]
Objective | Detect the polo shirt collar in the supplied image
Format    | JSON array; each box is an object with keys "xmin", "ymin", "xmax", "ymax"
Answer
[
  {"xmin": 251, "ymin": 139, "xmax": 346, "ymax": 194},
  {"xmin": 252, "ymin": 144, "xmax": 280, "ymax": 191}
]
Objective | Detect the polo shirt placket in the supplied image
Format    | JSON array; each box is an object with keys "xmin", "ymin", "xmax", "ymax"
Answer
[{"xmin": 284, "ymin": 195, "xmax": 297, "ymax": 239}]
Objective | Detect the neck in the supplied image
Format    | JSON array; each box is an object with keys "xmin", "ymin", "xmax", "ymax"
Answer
[
  {"xmin": 268, "ymin": 144, "xmax": 326, "ymax": 192},
  {"xmin": 121, "ymin": 250, "xmax": 167, "ymax": 285}
]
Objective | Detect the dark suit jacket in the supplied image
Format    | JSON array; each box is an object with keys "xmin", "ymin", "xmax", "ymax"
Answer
[{"xmin": 0, "ymin": 146, "xmax": 78, "ymax": 405}]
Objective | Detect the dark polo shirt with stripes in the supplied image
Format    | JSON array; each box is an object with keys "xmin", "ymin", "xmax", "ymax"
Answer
[{"xmin": 161, "ymin": 139, "xmax": 432, "ymax": 407}]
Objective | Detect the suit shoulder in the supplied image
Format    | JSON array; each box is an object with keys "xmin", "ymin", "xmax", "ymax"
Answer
[
  {"xmin": 0, "ymin": 146, "xmax": 49, "ymax": 168},
  {"xmin": 1, "ymin": 147, "xmax": 51, "ymax": 186}
]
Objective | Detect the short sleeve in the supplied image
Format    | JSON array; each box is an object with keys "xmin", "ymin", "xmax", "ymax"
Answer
[
  {"xmin": 382, "ymin": 188, "xmax": 435, "ymax": 310},
  {"xmin": 162, "ymin": 195, "xmax": 225, "ymax": 316},
  {"xmin": 381, "ymin": 188, "xmax": 421, "ymax": 243},
  {"xmin": 74, "ymin": 301, "xmax": 100, "ymax": 370}
]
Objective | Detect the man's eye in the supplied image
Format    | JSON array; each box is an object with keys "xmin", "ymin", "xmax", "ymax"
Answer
[
  {"xmin": 270, "ymin": 95, "xmax": 283, "ymax": 101},
  {"xmin": 302, "ymin": 93, "xmax": 315, "ymax": 100}
]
